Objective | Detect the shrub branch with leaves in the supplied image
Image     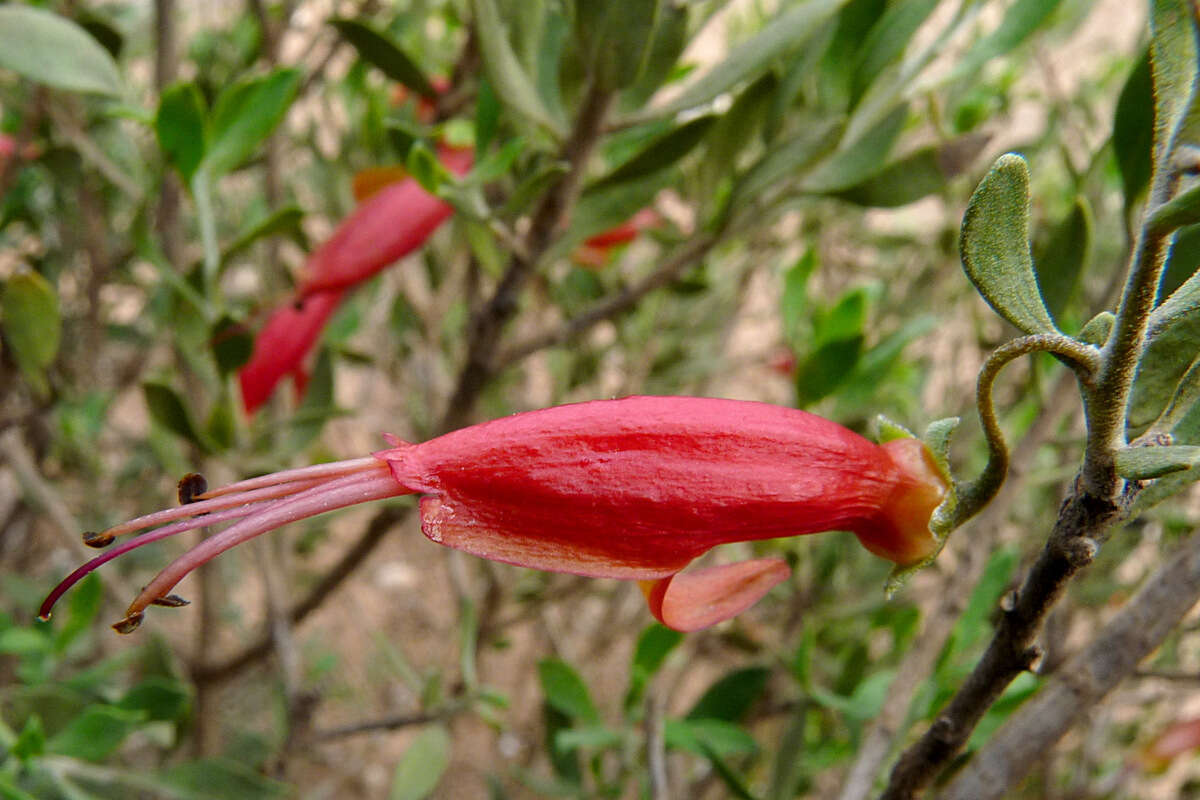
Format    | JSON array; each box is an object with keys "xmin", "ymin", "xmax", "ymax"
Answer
[{"xmin": 4, "ymin": 1, "xmax": 1199, "ymax": 799}]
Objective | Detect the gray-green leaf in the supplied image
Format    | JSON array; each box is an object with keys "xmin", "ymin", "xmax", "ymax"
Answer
[
  {"xmin": 472, "ymin": 0, "xmax": 565, "ymax": 137},
  {"xmin": 389, "ymin": 725, "xmax": 452, "ymax": 800},
  {"xmin": 639, "ymin": 0, "xmax": 850, "ymax": 121},
  {"xmin": 330, "ymin": 18, "xmax": 436, "ymax": 97},
  {"xmin": 0, "ymin": 5, "xmax": 123, "ymax": 96},
  {"xmin": 960, "ymin": 154, "xmax": 1058, "ymax": 334},
  {"xmin": 1116, "ymin": 445, "xmax": 1200, "ymax": 480},
  {"xmin": 201, "ymin": 68, "xmax": 301, "ymax": 179}
]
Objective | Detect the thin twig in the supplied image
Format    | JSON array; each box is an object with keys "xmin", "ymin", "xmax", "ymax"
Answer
[
  {"xmin": 439, "ymin": 77, "xmax": 615, "ymax": 431},
  {"xmin": 308, "ymin": 706, "xmax": 463, "ymax": 742},
  {"xmin": 647, "ymin": 691, "xmax": 670, "ymax": 800},
  {"xmin": 838, "ymin": 369, "xmax": 1081, "ymax": 800},
  {"xmin": 936, "ymin": 525, "xmax": 1200, "ymax": 800},
  {"xmin": 497, "ymin": 234, "xmax": 718, "ymax": 369},
  {"xmin": 1132, "ymin": 668, "xmax": 1200, "ymax": 682},
  {"xmin": 153, "ymin": 0, "xmax": 182, "ymax": 268}
]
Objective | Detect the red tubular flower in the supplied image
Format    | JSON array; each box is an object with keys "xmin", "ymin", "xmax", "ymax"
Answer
[
  {"xmin": 40, "ymin": 396, "xmax": 947, "ymax": 632},
  {"xmin": 237, "ymin": 143, "xmax": 474, "ymax": 414},
  {"xmin": 238, "ymin": 289, "xmax": 345, "ymax": 414},
  {"xmin": 297, "ymin": 144, "xmax": 473, "ymax": 297}
]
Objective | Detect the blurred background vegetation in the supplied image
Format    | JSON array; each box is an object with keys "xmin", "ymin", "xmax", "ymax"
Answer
[{"xmin": 2, "ymin": 0, "xmax": 1194, "ymax": 797}]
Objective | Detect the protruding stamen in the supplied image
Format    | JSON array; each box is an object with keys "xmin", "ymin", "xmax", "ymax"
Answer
[
  {"xmin": 193, "ymin": 457, "xmax": 383, "ymax": 500},
  {"xmin": 39, "ymin": 501, "xmax": 275, "ymax": 621},
  {"xmin": 112, "ymin": 612, "xmax": 144, "ymax": 634},
  {"xmin": 123, "ymin": 471, "xmax": 406, "ymax": 621},
  {"xmin": 98, "ymin": 476, "xmax": 335, "ymax": 540},
  {"xmin": 178, "ymin": 473, "xmax": 208, "ymax": 505},
  {"xmin": 151, "ymin": 594, "xmax": 190, "ymax": 608},
  {"xmin": 83, "ymin": 531, "xmax": 115, "ymax": 548}
]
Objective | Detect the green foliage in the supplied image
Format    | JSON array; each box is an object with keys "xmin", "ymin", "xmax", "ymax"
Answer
[
  {"xmin": 0, "ymin": 5, "xmax": 123, "ymax": 96},
  {"xmin": 202, "ymin": 68, "xmax": 301, "ymax": 179},
  {"xmin": 1033, "ymin": 197, "xmax": 1092, "ymax": 324},
  {"xmin": 960, "ymin": 154, "xmax": 1059, "ymax": 334},
  {"xmin": 1, "ymin": 1, "xmax": 1174, "ymax": 797},
  {"xmin": 331, "ymin": 18, "xmax": 436, "ymax": 98},
  {"xmin": 1113, "ymin": 50, "xmax": 1154, "ymax": 214},
  {"xmin": 0, "ymin": 272, "xmax": 61, "ymax": 397},
  {"xmin": 389, "ymin": 726, "xmax": 452, "ymax": 800}
]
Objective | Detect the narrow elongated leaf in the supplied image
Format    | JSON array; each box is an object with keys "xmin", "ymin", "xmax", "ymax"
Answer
[
  {"xmin": 538, "ymin": 659, "xmax": 600, "ymax": 724},
  {"xmin": 389, "ymin": 725, "xmax": 451, "ymax": 800},
  {"xmin": 1034, "ymin": 197, "xmax": 1092, "ymax": 322},
  {"xmin": 1116, "ymin": 445, "xmax": 1200, "ymax": 480},
  {"xmin": 850, "ymin": 0, "xmax": 940, "ymax": 105},
  {"xmin": 1149, "ymin": 0, "xmax": 1200, "ymax": 167},
  {"xmin": 589, "ymin": 115, "xmax": 716, "ymax": 191},
  {"xmin": 948, "ymin": 0, "xmax": 1066, "ymax": 84},
  {"xmin": 201, "ymin": 68, "xmax": 301, "ymax": 178},
  {"xmin": 1113, "ymin": 50, "xmax": 1154, "ymax": 212},
  {"xmin": 836, "ymin": 146, "xmax": 946, "ymax": 207},
  {"xmin": 576, "ymin": 0, "xmax": 661, "ymax": 90},
  {"xmin": 960, "ymin": 154, "xmax": 1058, "ymax": 334},
  {"xmin": 731, "ymin": 118, "xmax": 843, "ymax": 208},
  {"xmin": 819, "ymin": 0, "xmax": 888, "ymax": 106},
  {"xmin": 838, "ymin": 130, "xmax": 990, "ymax": 208},
  {"xmin": 643, "ymin": 0, "xmax": 850, "ymax": 120},
  {"xmin": 156, "ymin": 82, "xmax": 207, "ymax": 184},
  {"xmin": 330, "ymin": 19, "xmax": 435, "ymax": 97},
  {"xmin": 472, "ymin": 0, "xmax": 564, "ymax": 137},
  {"xmin": 799, "ymin": 104, "xmax": 908, "ymax": 193},
  {"xmin": 0, "ymin": 5, "xmax": 123, "ymax": 96},
  {"xmin": 625, "ymin": 0, "xmax": 689, "ymax": 103}
]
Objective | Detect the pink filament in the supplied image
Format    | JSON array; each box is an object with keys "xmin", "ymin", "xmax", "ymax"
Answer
[
  {"xmin": 102, "ymin": 477, "xmax": 328, "ymax": 538},
  {"xmin": 195, "ymin": 457, "xmax": 381, "ymax": 499},
  {"xmin": 38, "ymin": 502, "xmax": 272, "ymax": 620},
  {"xmin": 122, "ymin": 470, "xmax": 406, "ymax": 618}
]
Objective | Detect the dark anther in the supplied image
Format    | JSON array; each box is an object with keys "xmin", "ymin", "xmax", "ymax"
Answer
[
  {"xmin": 83, "ymin": 531, "xmax": 116, "ymax": 548},
  {"xmin": 151, "ymin": 594, "xmax": 190, "ymax": 608},
  {"xmin": 112, "ymin": 612, "xmax": 145, "ymax": 634},
  {"xmin": 177, "ymin": 473, "xmax": 208, "ymax": 505}
]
